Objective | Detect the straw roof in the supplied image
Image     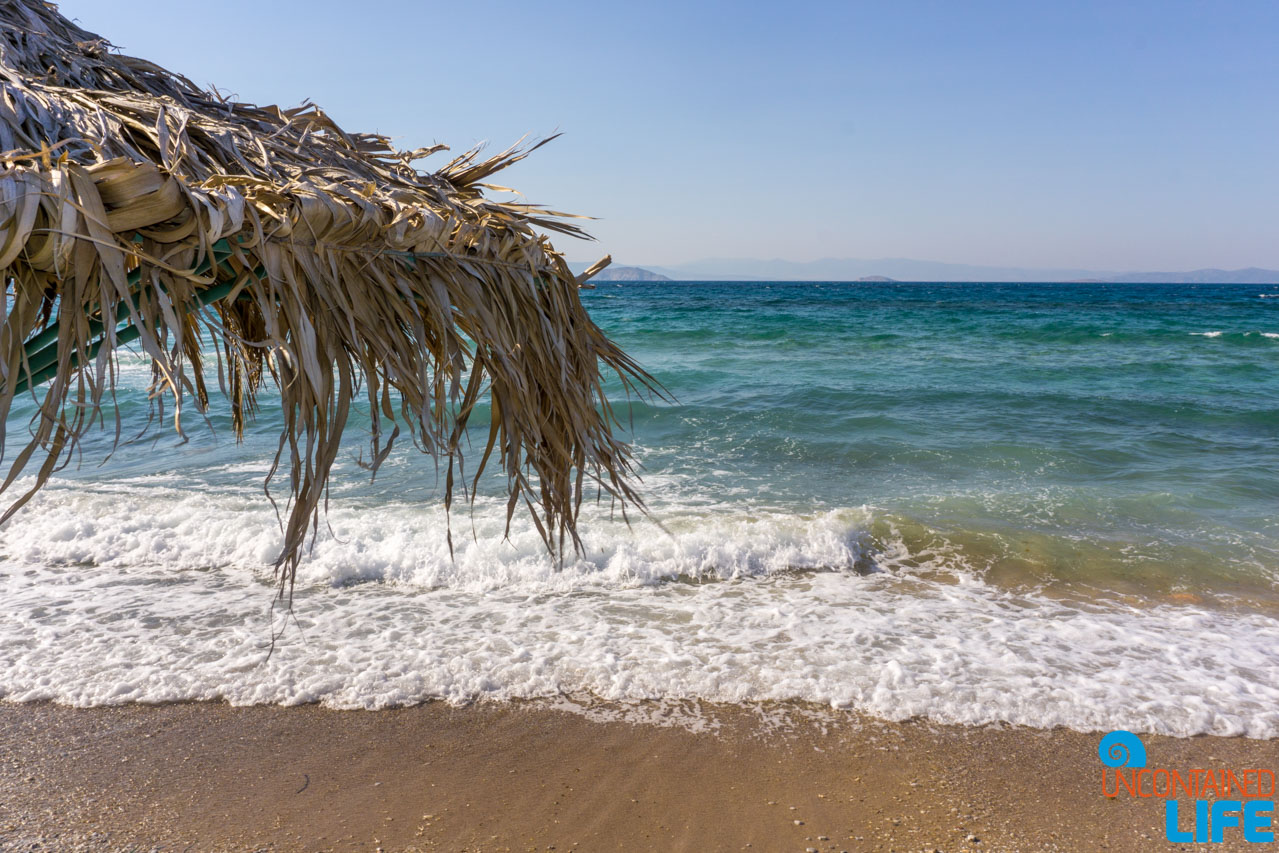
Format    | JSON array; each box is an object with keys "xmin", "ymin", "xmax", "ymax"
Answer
[{"xmin": 0, "ymin": 0, "xmax": 653, "ymax": 593}]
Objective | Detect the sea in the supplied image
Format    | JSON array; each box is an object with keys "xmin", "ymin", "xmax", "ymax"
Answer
[{"xmin": 1, "ymin": 281, "xmax": 1277, "ymax": 737}]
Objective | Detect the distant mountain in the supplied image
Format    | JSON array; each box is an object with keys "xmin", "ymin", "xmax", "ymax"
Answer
[
  {"xmin": 631, "ymin": 257, "xmax": 1279, "ymax": 284},
  {"xmin": 856, "ymin": 275, "xmax": 897, "ymax": 282},
  {"xmin": 641, "ymin": 257, "xmax": 1100, "ymax": 282}
]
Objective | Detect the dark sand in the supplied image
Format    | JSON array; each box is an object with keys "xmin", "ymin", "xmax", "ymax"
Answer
[{"xmin": 1, "ymin": 700, "xmax": 1276, "ymax": 852}]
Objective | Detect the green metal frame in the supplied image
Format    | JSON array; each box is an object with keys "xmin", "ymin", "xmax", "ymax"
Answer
[
  {"xmin": 12, "ymin": 243, "xmax": 452, "ymax": 396},
  {"xmin": 14, "ymin": 240, "xmax": 236, "ymax": 395}
]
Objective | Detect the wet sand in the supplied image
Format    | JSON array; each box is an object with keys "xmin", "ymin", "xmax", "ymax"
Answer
[{"xmin": 1, "ymin": 700, "xmax": 1276, "ymax": 852}]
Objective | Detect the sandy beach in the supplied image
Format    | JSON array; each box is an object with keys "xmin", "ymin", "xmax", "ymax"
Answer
[{"xmin": 1, "ymin": 700, "xmax": 1275, "ymax": 852}]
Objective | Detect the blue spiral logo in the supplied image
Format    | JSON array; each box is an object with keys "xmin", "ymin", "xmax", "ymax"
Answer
[{"xmin": 1098, "ymin": 730, "xmax": 1147, "ymax": 768}]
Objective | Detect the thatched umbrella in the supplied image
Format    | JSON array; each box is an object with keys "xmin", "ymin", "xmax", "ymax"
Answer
[{"xmin": 0, "ymin": 0, "xmax": 653, "ymax": 593}]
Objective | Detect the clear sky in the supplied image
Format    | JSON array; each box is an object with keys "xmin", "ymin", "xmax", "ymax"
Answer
[{"xmin": 60, "ymin": 1, "xmax": 1279, "ymax": 271}]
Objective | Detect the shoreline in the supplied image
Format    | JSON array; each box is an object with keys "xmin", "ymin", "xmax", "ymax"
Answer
[{"xmin": 3, "ymin": 699, "xmax": 1276, "ymax": 851}]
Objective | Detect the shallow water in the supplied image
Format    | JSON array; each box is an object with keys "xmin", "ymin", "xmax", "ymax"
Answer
[{"xmin": 1, "ymin": 281, "xmax": 1277, "ymax": 736}]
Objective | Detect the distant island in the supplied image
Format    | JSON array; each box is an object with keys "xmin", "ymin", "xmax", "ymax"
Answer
[
  {"xmin": 856, "ymin": 275, "xmax": 897, "ymax": 282},
  {"xmin": 589, "ymin": 265, "xmax": 671, "ymax": 282}
]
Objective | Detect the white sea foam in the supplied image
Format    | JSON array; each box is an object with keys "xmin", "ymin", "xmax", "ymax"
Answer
[
  {"xmin": 3, "ymin": 479, "xmax": 1278, "ymax": 738},
  {"xmin": 1188, "ymin": 330, "xmax": 1279, "ymax": 339}
]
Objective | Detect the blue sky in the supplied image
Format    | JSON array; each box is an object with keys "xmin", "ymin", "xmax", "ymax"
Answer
[{"xmin": 62, "ymin": 1, "xmax": 1279, "ymax": 271}]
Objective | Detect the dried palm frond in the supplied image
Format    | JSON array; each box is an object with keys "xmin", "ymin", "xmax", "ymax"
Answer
[{"xmin": 0, "ymin": 0, "xmax": 657, "ymax": 595}]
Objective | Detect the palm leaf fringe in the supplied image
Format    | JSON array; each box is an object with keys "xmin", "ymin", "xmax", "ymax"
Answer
[{"xmin": 0, "ymin": 0, "xmax": 657, "ymax": 595}]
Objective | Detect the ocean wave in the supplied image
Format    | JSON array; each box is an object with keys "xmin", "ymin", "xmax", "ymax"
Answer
[
  {"xmin": 2, "ymin": 482, "xmax": 1278, "ymax": 738},
  {"xmin": 0, "ymin": 478, "xmax": 874, "ymax": 592},
  {"xmin": 1188, "ymin": 330, "xmax": 1279, "ymax": 341}
]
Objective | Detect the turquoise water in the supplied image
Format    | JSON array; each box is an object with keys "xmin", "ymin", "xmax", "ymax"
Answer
[
  {"xmin": 1, "ymin": 280, "xmax": 1277, "ymax": 735},
  {"xmin": 587, "ymin": 281, "xmax": 1279, "ymax": 606}
]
